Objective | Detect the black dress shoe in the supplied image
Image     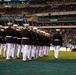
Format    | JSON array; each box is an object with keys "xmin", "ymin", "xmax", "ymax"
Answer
[
  {"xmin": 55, "ymin": 58, "xmax": 58, "ymax": 60},
  {"xmin": 6, "ymin": 59, "xmax": 10, "ymax": 61}
]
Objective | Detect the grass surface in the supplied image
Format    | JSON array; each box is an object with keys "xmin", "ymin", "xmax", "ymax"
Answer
[{"xmin": 0, "ymin": 51, "xmax": 76, "ymax": 75}]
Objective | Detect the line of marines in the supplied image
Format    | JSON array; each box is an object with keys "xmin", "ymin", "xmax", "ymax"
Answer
[{"xmin": 0, "ymin": 22, "xmax": 51, "ymax": 61}]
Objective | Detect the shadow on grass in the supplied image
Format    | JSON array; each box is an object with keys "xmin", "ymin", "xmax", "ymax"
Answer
[
  {"xmin": 0, "ymin": 55, "xmax": 76, "ymax": 63},
  {"xmin": 37, "ymin": 58, "xmax": 76, "ymax": 63}
]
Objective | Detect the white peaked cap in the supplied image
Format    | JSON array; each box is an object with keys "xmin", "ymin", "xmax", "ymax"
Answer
[
  {"xmin": 70, "ymin": 39, "xmax": 72, "ymax": 41},
  {"xmin": 46, "ymin": 33, "xmax": 49, "ymax": 35},
  {"xmin": 13, "ymin": 24, "xmax": 18, "ymax": 27},
  {"xmin": 43, "ymin": 31, "xmax": 46, "ymax": 33},
  {"xmin": 1, "ymin": 29, "xmax": 4, "ymax": 31},
  {"xmin": 37, "ymin": 29, "xmax": 41, "ymax": 32},
  {"xmin": 16, "ymin": 28, "xmax": 20, "ymax": 31},
  {"xmin": 7, "ymin": 22, "xmax": 12, "ymax": 25},
  {"xmin": 0, "ymin": 25, "xmax": 2, "ymax": 27},
  {"xmin": 33, "ymin": 27, "xmax": 38, "ymax": 30},
  {"xmin": 40, "ymin": 31, "xmax": 44, "ymax": 33},
  {"xmin": 56, "ymin": 29, "xmax": 60, "ymax": 31},
  {"xmin": 4, "ymin": 26, "xmax": 8, "ymax": 29},
  {"xmin": 23, "ymin": 23, "xmax": 29, "ymax": 26},
  {"xmin": 17, "ymin": 26, "xmax": 23, "ymax": 29},
  {"xmin": 40, "ymin": 31, "xmax": 43, "ymax": 33},
  {"xmin": 41, "ymin": 31, "xmax": 45, "ymax": 33},
  {"xmin": 29, "ymin": 26, "xmax": 34, "ymax": 28}
]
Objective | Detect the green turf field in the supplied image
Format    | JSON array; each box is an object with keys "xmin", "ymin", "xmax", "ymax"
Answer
[{"xmin": 0, "ymin": 51, "xmax": 76, "ymax": 75}]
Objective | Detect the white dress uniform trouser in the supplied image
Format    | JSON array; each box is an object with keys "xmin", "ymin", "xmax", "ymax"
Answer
[
  {"xmin": 46, "ymin": 46, "xmax": 50, "ymax": 56},
  {"xmin": 27, "ymin": 45, "xmax": 32, "ymax": 60},
  {"xmin": 54, "ymin": 46, "xmax": 60, "ymax": 59},
  {"xmin": 17, "ymin": 44, "xmax": 21, "ymax": 58},
  {"xmin": 6, "ymin": 43, "xmax": 13, "ymax": 60},
  {"xmin": 35, "ymin": 46, "xmax": 39, "ymax": 59},
  {"xmin": 22, "ymin": 45, "xmax": 29, "ymax": 61},
  {"xmin": 11, "ymin": 44, "xmax": 17, "ymax": 59},
  {"xmin": 43, "ymin": 46, "xmax": 47, "ymax": 56},
  {"xmin": 39, "ymin": 46, "xmax": 43, "ymax": 57},
  {"xmin": 31, "ymin": 45, "xmax": 36, "ymax": 59},
  {"xmin": 14, "ymin": 44, "xmax": 17, "ymax": 58},
  {"xmin": 42, "ymin": 46, "xmax": 44, "ymax": 57},
  {"xmin": 3, "ymin": 44, "xmax": 6, "ymax": 57},
  {"xmin": 0, "ymin": 44, "xmax": 3, "ymax": 55}
]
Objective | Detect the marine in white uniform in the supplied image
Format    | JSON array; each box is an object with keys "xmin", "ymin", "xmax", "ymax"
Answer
[
  {"xmin": 0, "ymin": 25, "xmax": 3, "ymax": 56},
  {"xmin": 52, "ymin": 29, "xmax": 63, "ymax": 59},
  {"xmin": 4, "ymin": 22, "xmax": 15, "ymax": 60},
  {"xmin": 21, "ymin": 23, "xmax": 30, "ymax": 61}
]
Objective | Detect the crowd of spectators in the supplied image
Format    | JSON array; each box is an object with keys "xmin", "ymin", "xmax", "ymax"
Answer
[
  {"xmin": 38, "ymin": 15, "xmax": 76, "ymax": 19},
  {"xmin": 4, "ymin": 8, "xmax": 22, "ymax": 15},
  {"xmin": 29, "ymin": 22, "xmax": 76, "ymax": 26},
  {"xmin": 0, "ymin": 3, "xmax": 76, "ymax": 16},
  {"xmin": 47, "ymin": 0, "xmax": 76, "ymax": 4},
  {"xmin": 6, "ymin": 4, "xmax": 76, "ymax": 14}
]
